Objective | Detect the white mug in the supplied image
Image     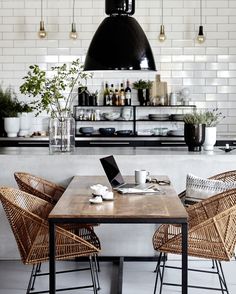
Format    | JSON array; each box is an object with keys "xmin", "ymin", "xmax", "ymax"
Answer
[{"xmin": 135, "ymin": 170, "xmax": 149, "ymax": 184}]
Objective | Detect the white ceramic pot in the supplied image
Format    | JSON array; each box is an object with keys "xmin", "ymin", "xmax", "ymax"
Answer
[
  {"xmin": 203, "ymin": 127, "xmax": 216, "ymax": 151},
  {"xmin": 4, "ymin": 117, "xmax": 20, "ymax": 137}
]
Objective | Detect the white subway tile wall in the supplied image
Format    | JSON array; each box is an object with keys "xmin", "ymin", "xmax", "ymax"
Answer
[{"xmin": 0, "ymin": 0, "xmax": 235, "ymax": 135}]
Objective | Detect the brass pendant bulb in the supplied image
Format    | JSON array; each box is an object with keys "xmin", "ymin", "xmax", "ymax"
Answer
[
  {"xmin": 70, "ymin": 22, "xmax": 78, "ymax": 39},
  {"xmin": 159, "ymin": 24, "xmax": 166, "ymax": 42},
  {"xmin": 38, "ymin": 20, "xmax": 47, "ymax": 39}
]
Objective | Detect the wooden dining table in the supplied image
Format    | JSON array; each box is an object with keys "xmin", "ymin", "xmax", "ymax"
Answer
[{"xmin": 48, "ymin": 175, "xmax": 188, "ymax": 294}]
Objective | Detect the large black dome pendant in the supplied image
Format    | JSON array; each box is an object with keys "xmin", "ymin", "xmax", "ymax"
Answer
[{"xmin": 84, "ymin": 0, "xmax": 156, "ymax": 71}]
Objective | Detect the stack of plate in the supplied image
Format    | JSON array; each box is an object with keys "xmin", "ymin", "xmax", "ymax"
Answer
[
  {"xmin": 170, "ymin": 114, "xmax": 185, "ymax": 121},
  {"xmin": 149, "ymin": 114, "xmax": 170, "ymax": 121},
  {"xmin": 167, "ymin": 129, "xmax": 184, "ymax": 137}
]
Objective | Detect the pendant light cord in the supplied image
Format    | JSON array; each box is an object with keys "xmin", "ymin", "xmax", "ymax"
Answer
[
  {"xmin": 200, "ymin": 0, "xmax": 202, "ymax": 25},
  {"xmin": 72, "ymin": 0, "xmax": 75, "ymax": 23},
  {"xmin": 161, "ymin": 0, "xmax": 163, "ymax": 25},
  {"xmin": 41, "ymin": 0, "xmax": 43, "ymax": 22}
]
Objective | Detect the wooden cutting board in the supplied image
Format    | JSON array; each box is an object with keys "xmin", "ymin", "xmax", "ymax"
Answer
[{"xmin": 151, "ymin": 74, "xmax": 168, "ymax": 104}]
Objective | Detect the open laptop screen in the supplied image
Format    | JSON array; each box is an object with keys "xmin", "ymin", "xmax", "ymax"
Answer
[{"xmin": 100, "ymin": 155, "xmax": 125, "ymax": 188}]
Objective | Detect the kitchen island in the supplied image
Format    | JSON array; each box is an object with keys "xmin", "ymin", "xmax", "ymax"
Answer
[{"xmin": 0, "ymin": 146, "xmax": 235, "ymax": 259}]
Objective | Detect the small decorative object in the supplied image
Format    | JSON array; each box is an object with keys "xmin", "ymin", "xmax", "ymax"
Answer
[
  {"xmin": 133, "ymin": 79, "xmax": 153, "ymax": 106},
  {"xmin": 20, "ymin": 59, "xmax": 92, "ymax": 153},
  {"xmin": 180, "ymin": 87, "xmax": 191, "ymax": 105},
  {"xmin": 203, "ymin": 108, "xmax": 225, "ymax": 151},
  {"xmin": 219, "ymin": 144, "xmax": 235, "ymax": 153},
  {"xmin": 183, "ymin": 112, "xmax": 206, "ymax": 152},
  {"xmin": 89, "ymin": 184, "xmax": 114, "ymax": 203}
]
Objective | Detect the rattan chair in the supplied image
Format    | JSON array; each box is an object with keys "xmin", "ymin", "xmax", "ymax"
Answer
[
  {"xmin": 178, "ymin": 170, "xmax": 236, "ymax": 202},
  {"xmin": 152, "ymin": 188, "xmax": 236, "ymax": 294},
  {"xmin": 14, "ymin": 172, "xmax": 101, "ymax": 272},
  {"xmin": 0, "ymin": 187, "xmax": 100, "ymax": 294}
]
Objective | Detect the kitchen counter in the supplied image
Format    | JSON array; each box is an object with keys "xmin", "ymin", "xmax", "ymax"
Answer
[
  {"xmin": 0, "ymin": 135, "xmax": 235, "ymax": 147},
  {"xmin": 0, "ymin": 146, "xmax": 235, "ymax": 260}
]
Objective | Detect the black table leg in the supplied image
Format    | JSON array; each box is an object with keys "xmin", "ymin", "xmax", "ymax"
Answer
[
  {"xmin": 49, "ymin": 221, "xmax": 56, "ymax": 294},
  {"xmin": 117, "ymin": 257, "xmax": 124, "ymax": 294},
  {"xmin": 182, "ymin": 222, "xmax": 188, "ymax": 294}
]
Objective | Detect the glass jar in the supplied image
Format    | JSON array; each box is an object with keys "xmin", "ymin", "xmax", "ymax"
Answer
[{"xmin": 49, "ymin": 112, "xmax": 75, "ymax": 153}]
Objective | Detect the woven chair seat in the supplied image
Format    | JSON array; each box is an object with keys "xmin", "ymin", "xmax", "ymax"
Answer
[{"xmin": 153, "ymin": 188, "xmax": 236, "ymax": 261}]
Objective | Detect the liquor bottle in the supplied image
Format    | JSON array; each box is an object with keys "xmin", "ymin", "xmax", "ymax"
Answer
[
  {"xmin": 113, "ymin": 88, "xmax": 119, "ymax": 106},
  {"xmin": 103, "ymin": 82, "xmax": 110, "ymax": 106},
  {"xmin": 125, "ymin": 80, "xmax": 132, "ymax": 106},
  {"xmin": 119, "ymin": 82, "xmax": 125, "ymax": 106},
  {"xmin": 109, "ymin": 84, "xmax": 114, "ymax": 106}
]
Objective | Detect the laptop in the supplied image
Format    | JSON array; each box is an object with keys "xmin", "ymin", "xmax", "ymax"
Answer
[{"xmin": 100, "ymin": 155, "xmax": 152, "ymax": 190}]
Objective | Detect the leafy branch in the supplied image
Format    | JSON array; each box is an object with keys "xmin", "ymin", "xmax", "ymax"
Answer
[{"xmin": 20, "ymin": 59, "xmax": 92, "ymax": 117}]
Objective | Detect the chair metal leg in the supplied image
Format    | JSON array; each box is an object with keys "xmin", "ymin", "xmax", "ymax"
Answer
[
  {"xmin": 26, "ymin": 265, "xmax": 36, "ymax": 294},
  {"xmin": 153, "ymin": 252, "xmax": 162, "ymax": 294},
  {"xmin": 89, "ymin": 256, "xmax": 98, "ymax": 294},
  {"xmin": 30, "ymin": 263, "xmax": 41, "ymax": 290},
  {"xmin": 214, "ymin": 260, "xmax": 225, "ymax": 294},
  {"xmin": 93, "ymin": 255, "xmax": 101, "ymax": 290},
  {"xmin": 159, "ymin": 253, "xmax": 167, "ymax": 294},
  {"xmin": 218, "ymin": 261, "xmax": 229, "ymax": 294},
  {"xmin": 96, "ymin": 254, "xmax": 101, "ymax": 272}
]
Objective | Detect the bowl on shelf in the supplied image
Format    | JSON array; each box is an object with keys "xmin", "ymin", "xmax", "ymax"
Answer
[
  {"xmin": 152, "ymin": 128, "xmax": 169, "ymax": 136},
  {"xmin": 103, "ymin": 112, "xmax": 120, "ymax": 121},
  {"xmin": 99, "ymin": 128, "xmax": 116, "ymax": 136},
  {"xmin": 79, "ymin": 127, "xmax": 94, "ymax": 135},
  {"xmin": 116, "ymin": 130, "xmax": 132, "ymax": 136}
]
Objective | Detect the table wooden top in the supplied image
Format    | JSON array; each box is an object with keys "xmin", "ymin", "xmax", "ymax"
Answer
[{"xmin": 49, "ymin": 176, "xmax": 188, "ymax": 222}]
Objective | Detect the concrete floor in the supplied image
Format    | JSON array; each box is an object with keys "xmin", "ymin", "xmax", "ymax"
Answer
[{"xmin": 0, "ymin": 257, "xmax": 236, "ymax": 294}]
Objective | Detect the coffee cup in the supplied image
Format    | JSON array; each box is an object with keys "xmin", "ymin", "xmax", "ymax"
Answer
[{"xmin": 135, "ymin": 170, "xmax": 149, "ymax": 184}]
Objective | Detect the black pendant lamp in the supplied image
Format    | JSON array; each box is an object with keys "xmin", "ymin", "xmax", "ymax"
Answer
[{"xmin": 84, "ymin": 0, "xmax": 156, "ymax": 71}]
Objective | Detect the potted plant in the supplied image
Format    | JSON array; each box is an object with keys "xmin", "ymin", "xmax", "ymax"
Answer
[
  {"xmin": 183, "ymin": 112, "xmax": 206, "ymax": 152},
  {"xmin": 202, "ymin": 108, "xmax": 225, "ymax": 151},
  {"xmin": 20, "ymin": 58, "xmax": 92, "ymax": 152},
  {"xmin": 0, "ymin": 85, "xmax": 29, "ymax": 137},
  {"xmin": 133, "ymin": 79, "xmax": 153, "ymax": 106}
]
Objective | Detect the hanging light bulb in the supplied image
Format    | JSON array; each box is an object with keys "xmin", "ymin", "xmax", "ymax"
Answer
[
  {"xmin": 69, "ymin": 0, "xmax": 78, "ymax": 39},
  {"xmin": 159, "ymin": 24, "xmax": 166, "ymax": 42},
  {"xmin": 158, "ymin": 0, "xmax": 166, "ymax": 42},
  {"xmin": 38, "ymin": 0, "xmax": 47, "ymax": 38},
  {"xmin": 196, "ymin": 0, "xmax": 205, "ymax": 44},
  {"xmin": 196, "ymin": 25, "xmax": 205, "ymax": 43}
]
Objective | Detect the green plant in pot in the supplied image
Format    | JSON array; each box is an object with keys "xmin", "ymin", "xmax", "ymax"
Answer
[
  {"xmin": 133, "ymin": 79, "xmax": 153, "ymax": 106},
  {"xmin": 0, "ymin": 85, "xmax": 32, "ymax": 137},
  {"xmin": 183, "ymin": 112, "xmax": 206, "ymax": 152},
  {"xmin": 20, "ymin": 58, "xmax": 92, "ymax": 152},
  {"xmin": 202, "ymin": 108, "xmax": 225, "ymax": 151}
]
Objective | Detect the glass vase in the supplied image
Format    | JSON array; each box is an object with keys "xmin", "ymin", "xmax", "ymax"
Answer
[{"xmin": 49, "ymin": 113, "xmax": 75, "ymax": 153}]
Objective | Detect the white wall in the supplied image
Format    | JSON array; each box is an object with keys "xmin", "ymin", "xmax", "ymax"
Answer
[{"xmin": 0, "ymin": 0, "xmax": 236, "ymax": 134}]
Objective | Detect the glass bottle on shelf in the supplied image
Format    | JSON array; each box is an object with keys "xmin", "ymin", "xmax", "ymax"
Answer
[
  {"xmin": 103, "ymin": 82, "xmax": 110, "ymax": 106},
  {"xmin": 125, "ymin": 80, "xmax": 132, "ymax": 105},
  {"xmin": 119, "ymin": 83, "xmax": 125, "ymax": 106}
]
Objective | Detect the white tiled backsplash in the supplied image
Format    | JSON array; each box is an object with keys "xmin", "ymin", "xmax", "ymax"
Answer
[{"xmin": 0, "ymin": 0, "xmax": 236, "ymax": 136}]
